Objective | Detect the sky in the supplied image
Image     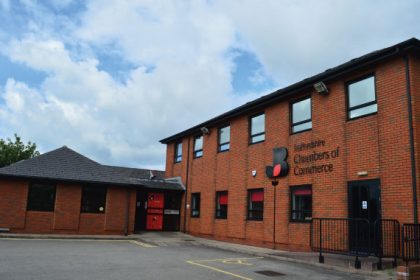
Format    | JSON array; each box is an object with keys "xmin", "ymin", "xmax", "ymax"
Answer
[{"xmin": 0, "ymin": 0, "xmax": 419, "ymax": 170}]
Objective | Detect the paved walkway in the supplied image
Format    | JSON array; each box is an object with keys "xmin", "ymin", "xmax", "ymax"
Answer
[{"xmin": 0, "ymin": 231, "xmax": 395, "ymax": 279}]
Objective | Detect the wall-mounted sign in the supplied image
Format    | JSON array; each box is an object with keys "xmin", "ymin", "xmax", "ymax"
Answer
[
  {"xmin": 362, "ymin": 201, "xmax": 368, "ymax": 210},
  {"xmin": 293, "ymin": 140, "xmax": 340, "ymax": 176},
  {"xmin": 164, "ymin": 209, "xmax": 180, "ymax": 215},
  {"xmin": 266, "ymin": 147, "xmax": 289, "ymax": 178}
]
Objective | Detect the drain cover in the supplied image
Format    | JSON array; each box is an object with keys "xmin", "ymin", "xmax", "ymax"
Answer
[{"xmin": 254, "ymin": 270, "xmax": 285, "ymax": 277}]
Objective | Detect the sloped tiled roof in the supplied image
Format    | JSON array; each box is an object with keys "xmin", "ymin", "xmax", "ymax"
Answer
[
  {"xmin": 0, "ymin": 146, "xmax": 183, "ymax": 191},
  {"xmin": 160, "ymin": 37, "xmax": 420, "ymax": 143}
]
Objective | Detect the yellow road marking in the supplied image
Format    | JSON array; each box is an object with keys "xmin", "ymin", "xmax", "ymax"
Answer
[
  {"xmin": 186, "ymin": 260, "xmax": 253, "ymax": 280},
  {"xmin": 221, "ymin": 259, "xmax": 252, "ymax": 265},
  {"xmin": 129, "ymin": 240, "xmax": 157, "ymax": 248},
  {"xmin": 190, "ymin": 257, "xmax": 263, "ymax": 263}
]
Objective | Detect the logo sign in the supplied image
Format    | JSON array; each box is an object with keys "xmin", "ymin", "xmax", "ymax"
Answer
[{"xmin": 266, "ymin": 147, "xmax": 289, "ymax": 178}]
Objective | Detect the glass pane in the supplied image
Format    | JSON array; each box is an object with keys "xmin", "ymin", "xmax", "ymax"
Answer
[
  {"xmin": 348, "ymin": 76, "xmax": 375, "ymax": 107},
  {"xmin": 292, "ymin": 98, "xmax": 311, "ymax": 124},
  {"xmin": 251, "ymin": 114, "xmax": 265, "ymax": 135},
  {"xmin": 219, "ymin": 143, "xmax": 230, "ymax": 152},
  {"xmin": 292, "ymin": 121, "xmax": 312, "ymax": 133},
  {"xmin": 194, "ymin": 136, "xmax": 203, "ymax": 151},
  {"xmin": 195, "ymin": 150, "xmax": 203, "ymax": 158},
  {"xmin": 349, "ymin": 104, "xmax": 377, "ymax": 119},
  {"xmin": 219, "ymin": 126, "xmax": 230, "ymax": 145},
  {"xmin": 251, "ymin": 133, "xmax": 265, "ymax": 143},
  {"xmin": 176, "ymin": 143, "xmax": 182, "ymax": 157}
]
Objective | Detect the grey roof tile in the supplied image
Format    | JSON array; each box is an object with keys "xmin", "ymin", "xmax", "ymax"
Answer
[{"xmin": 0, "ymin": 146, "xmax": 183, "ymax": 191}]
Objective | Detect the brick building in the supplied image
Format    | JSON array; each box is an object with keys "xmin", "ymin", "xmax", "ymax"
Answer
[
  {"xmin": 0, "ymin": 146, "xmax": 184, "ymax": 234},
  {"xmin": 161, "ymin": 38, "xmax": 420, "ymax": 251}
]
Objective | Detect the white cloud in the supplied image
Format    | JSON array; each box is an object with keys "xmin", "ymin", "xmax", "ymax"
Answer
[{"xmin": 0, "ymin": 0, "xmax": 419, "ymax": 170}]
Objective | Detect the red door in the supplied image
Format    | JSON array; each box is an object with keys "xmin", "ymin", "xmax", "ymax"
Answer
[{"xmin": 146, "ymin": 193, "xmax": 164, "ymax": 230}]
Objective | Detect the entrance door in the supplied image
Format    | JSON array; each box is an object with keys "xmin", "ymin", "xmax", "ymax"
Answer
[
  {"xmin": 348, "ymin": 179, "xmax": 381, "ymax": 254},
  {"xmin": 135, "ymin": 191, "xmax": 147, "ymax": 231},
  {"xmin": 146, "ymin": 193, "xmax": 164, "ymax": 230},
  {"xmin": 163, "ymin": 192, "xmax": 181, "ymax": 231}
]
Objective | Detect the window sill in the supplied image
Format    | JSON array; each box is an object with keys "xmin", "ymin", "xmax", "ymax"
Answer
[
  {"xmin": 191, "ymin": 215, "xmax": 200, "ymax": 218},
  {"xmin": 193, "ymin": 156, "xmax": 203, "ymax": 159},
  {"xmin": 27, "ymin": 209, "xmax": 54, "ymax": 213},
  {"xmin": 249, "ymin": 140, "xmax": 265, "ymax": 146},
  {"xmin": 217, "ymin": 149, "xmax": 230, "ymax": 154},
  {"xmin": 246, "ymin": 218, "xmax": 263, "ymax": 222},
  {"xmin": 289, "ymin": 219, "xmax": 312, "ymax": 224},
  {"xmin": 215, "ymin": 217, "xmax": 227, "ymax": 220},
  {"xmin": 81, "ymin": 212, "xmax": 105, "ymax": 215},
  {"xmin": 347, "ymin": 111, "xmax": 377, "ymax": 122},
  {"xmin": 290, "ymin": 128, "xmax": 312, "ymax": 135}
]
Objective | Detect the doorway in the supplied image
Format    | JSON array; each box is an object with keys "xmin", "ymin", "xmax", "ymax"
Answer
[
  {"xmin": 135, "ymin": 191, "xmax": 147, "ymax": 231},
  {"xmin": 348, "ymin": 179, "xmax": 381, "ymax": 254},
  {"xmin": 134, "ymin": 191, "xmax": 182, "ymax": 232}
]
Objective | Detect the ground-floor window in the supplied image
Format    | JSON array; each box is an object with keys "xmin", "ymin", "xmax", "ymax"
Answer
[
  {"xmin": 27, "ymin": 183, "xmax": 56, "ymax": 211},
  {"xmin": 215, "ymin": 191, "xmax": 228, "ymax": 219},
  {"xmin": 191, "ymin": 193, "xmax": 200, "ymax": 217},
  {"xmin": 247, "ymin": 188, "xmax": 264, "ymax": 220},
  {"xmin": 290, "ymin": 185, "xmax": 312, "ymax": 222},
  {"xmin": 81, "ymin": 186, "xmax": 107, "ymax": 213}
]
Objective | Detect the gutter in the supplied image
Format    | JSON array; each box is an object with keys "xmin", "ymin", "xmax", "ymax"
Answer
[
  {"xmin": 183, "ymin": 136, "xmax": 191, "ymax": 233},
  {"xmin": 404, "ymin": 54, "xmax": 419, "ymax": 223},
  {"xmin": 160, "ymin": 38, "xmax": 420, "ymax": 144}
]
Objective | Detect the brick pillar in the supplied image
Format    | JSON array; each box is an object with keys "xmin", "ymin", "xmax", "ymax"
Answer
[{"xmin": 398, "ymin": 265, "xmax": 420, "ymax": 280}]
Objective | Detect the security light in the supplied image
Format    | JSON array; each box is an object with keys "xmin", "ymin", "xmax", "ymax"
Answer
[
  {"xmin": 200, "ymin": 127, "xmax": 210, "ymax": 135},
  {"xmin": 313, "ymin": 81, "xmax": 329, "ymax": 95}
]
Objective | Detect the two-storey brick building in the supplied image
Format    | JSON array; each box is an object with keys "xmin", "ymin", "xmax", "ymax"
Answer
[{"xmin": 161, "ymin": 38, "xmax": 420, "ymax": 251}]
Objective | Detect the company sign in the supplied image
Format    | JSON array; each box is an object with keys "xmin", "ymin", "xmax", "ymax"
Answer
[{"xmin": 266, "ymin": 147, "xmax": 289, "ymax": 178}]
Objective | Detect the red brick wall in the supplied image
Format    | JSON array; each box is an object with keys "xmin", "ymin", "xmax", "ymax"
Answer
[
  {"xmin": 0, "ymin": 179, "xmax": 27, "ymax": 229},
  {"xmin": 0, "ymin": 179, "xmax": 137, "ymax": 235},
  {"xmin": 53, "ymin": 183, "xmax": 81, "ymax": 230},
  {"xmin": 165, "ymin": 55, "xmax": 418, "ymax": 250}
]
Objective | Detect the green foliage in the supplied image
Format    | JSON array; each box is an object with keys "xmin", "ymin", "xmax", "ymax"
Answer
[{"xmin": 0, "ymin": 134, "xmax": 40, "ymax": 167}]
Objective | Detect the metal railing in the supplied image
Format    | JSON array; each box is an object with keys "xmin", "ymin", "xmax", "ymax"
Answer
[
  {"xmin": 311, "ymin": 218, "xmax": 400, "ymax": 269},
  {"xmin": 402, "ymin": 224, "xmax": 420, "ymax": 264},
  {"xmin": 374, "ymin": 219, "xmax": 400, "ymax": 269},
  {"xmin": 311, "ymin": 218, "xmax": 370, "ymax": 269}
]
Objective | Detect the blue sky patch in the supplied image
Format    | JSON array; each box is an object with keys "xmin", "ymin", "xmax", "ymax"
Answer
[
  {"xmin": 230, "ymin": 49, "xmax": 276, "ymax": 95},
  {"xmin": 0, "ymin": 55, "xmax": 47, "ymax": 87}
]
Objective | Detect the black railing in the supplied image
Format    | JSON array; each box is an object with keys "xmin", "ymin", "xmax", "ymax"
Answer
[
  {"xmin": 402, "ymin": 224, "xmax": 420, "ymax": 264},
  {"xmin": 311, "ymin": 218, "xmax": 370, "ymax": 269},
  {"xmin": 311, "ymin": 218, "xmax": 400, "ymax": 269},
  {"xmin": 374, "ymin": 219, "xmax": 400, "ymax": 269}
]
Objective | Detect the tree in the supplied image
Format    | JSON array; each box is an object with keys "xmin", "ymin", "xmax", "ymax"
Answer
[{"xmin": 0, "ymin": 134, "xmax": 40, "ymax": 167}]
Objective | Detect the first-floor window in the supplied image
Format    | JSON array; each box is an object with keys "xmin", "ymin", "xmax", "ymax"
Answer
[
  {"xmin": 191, "ymin": 193, "xmax": 200, "ymax": 217},
  {"xmin": 290, "ymin": 185, "xmax": 312, "ymax": 222},
  {"xmin": 81, "ymin": 186, "xmax": 107, "ymax": 213},
  {"xmin": 215, "ymin": 191, "xmax": 228, "ymax": 219},
  {"xmin": 27, "ymin": 183, "xmax": 56, "ymax": 212},
  {"xmin": 247, "ymin": 189, "xmax": 264, "ymax": 220}
]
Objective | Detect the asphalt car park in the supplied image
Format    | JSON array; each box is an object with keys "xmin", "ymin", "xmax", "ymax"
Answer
[{"xmin": 0, "ymin": 238, "xmax": 375, "ymax": 280}]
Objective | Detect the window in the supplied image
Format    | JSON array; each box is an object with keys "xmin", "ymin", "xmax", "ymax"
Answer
[
  {"xmin": 194, "ymin": 135, "xmax": 203, "ymax": 158},
  {"xmin": 247, "ymin": 189, "xmax": 264, "ymax": 220},
  {"xmin": 347, "ymin": 75, "xmax": 377, "ymax": 119},
  {"xmin": 191, "ymin": 193, "xmax": 200, "ymax": 217},
  {"xmin": 174, "ymin": 142, "xmax": 182, "ymax": 163},
  {"xmin": 81, "ymin": 186, "xmax": 107, "ymax": 213},
  {"xmin": 250, "ymin": 113, "xmax": 265, "ymax": 144},
  {"xmin": 291, "ymin": 97, "xmax": 312, "ymax": 133},
  {"xmin": 290, "ymin": 186, "xmax": 312, "ymax": 222},
  {"xmin": 27, "ymin": 183, "xmax": 56, "ymax": 211},
  {"xmin": 218, "ymin": 125, "xmax": 230, "ymax": 152},
  {"xmin": 215, "ymin": 191, "xmax": 228, "ymax": 219}
]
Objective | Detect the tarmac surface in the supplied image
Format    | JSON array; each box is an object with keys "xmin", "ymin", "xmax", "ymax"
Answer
[{"xmin": 0, "ymin": 232, "xmax": 391, "ymax": 280}]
